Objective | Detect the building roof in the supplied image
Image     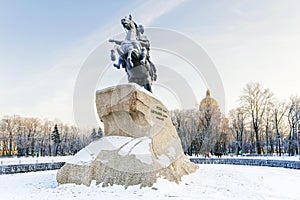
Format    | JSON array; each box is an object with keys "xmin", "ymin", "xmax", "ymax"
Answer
[{"xmin": 199, "ymin": 89, "xmax": 219, "ymax": 109}]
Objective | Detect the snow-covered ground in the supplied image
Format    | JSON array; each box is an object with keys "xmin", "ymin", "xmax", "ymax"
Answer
[{"xmin": 0, "ymin": 164, "xmax": 299, "ymax": 200}]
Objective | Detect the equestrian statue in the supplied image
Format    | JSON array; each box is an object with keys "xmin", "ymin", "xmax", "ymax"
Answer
[{"xmin": 109, "ymin": 15, "xmax": 157, "ymax": 93}]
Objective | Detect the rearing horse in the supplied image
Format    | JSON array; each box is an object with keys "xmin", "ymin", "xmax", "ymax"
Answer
[
  {"xmin": 109, "ymin": 15, "xmax": 152, "ymax": 92},
  {"xmin": 120, "ymin": 16, "xmax": 147, "ymax": 68}
]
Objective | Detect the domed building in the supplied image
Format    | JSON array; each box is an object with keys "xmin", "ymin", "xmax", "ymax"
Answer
[{"xmin": 199, "ymin": 89, "xmax": 220, "ymax": 111}]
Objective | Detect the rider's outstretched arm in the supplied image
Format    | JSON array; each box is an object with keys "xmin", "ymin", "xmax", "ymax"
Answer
[{"xmin": 109, "ymin": 39, "xmax": 122, "ymax": 45}]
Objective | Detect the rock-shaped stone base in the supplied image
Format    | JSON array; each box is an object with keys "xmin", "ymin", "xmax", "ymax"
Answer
[{"xmin": 57, "ymin": 84, "xmax": 198, "ymax": 188}]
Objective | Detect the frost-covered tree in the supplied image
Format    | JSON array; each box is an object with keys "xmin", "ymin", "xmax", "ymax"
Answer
[
  {"xmin": 171, "ymin": 109, "xmax": 198, "ymax": 155},
  {"xmin": 51, "ymin": 124, "xmax": 61, "ymax": 156},
  {"xmin": 1, "ymin": 115, "xmax": 16, "ymax": 156},
  {"xmin": 287, "ymin": 96, "xmax": 300, "ymax": 156},
  {"xmin": 273, "ymin": 101, "xmax": 288, "ymax": 155},
  {"xmin": 240, "ymin": 83, "xmax": 273, "ymax": 154},
  {"xmin": 98, "ymin": 127, "xmax": 103, "ymax": 138},
  {"xmin": 263, "ymin": 102, "xmax": 274, "ymax": 154},
  {"xmin": 90, "ymin": 127, "xmax": 103, "ymax": 141},
  {"xmin": 91, "ymin": 128, "xmax": 97, "ymax": 140},
  {"xmin": 171, "ymin": 105, "xmax": 223, "ymax": 156},
  {"xmin": 229, "ymin": 107, "xmax": 247, "ymax": 155},
  {"xmin": 0, "ymin": 115, "xmax": 93, "ymax": 157}
]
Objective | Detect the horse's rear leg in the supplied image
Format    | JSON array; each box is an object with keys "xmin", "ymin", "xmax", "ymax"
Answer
[
  {"xmin": 140, "ymin": 47, "xmax": 147, "ymax": 65},
  {"xmin": 143, "ymin": 83, "xmax": 152, "ymax": 93},
  {"xmin": 127, "ymin": 51, "xmax": 134, "ymax": 68}
]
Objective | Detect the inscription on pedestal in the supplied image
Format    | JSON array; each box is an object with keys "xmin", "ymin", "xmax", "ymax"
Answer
[{"xmin": 151, "ymin": 105, "xmax": 168, "ymax": 121}]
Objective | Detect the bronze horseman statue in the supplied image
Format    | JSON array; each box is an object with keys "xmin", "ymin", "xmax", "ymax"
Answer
[{"xmin": 109, "ymin": 15, "xmax": 157, "ymax": 93}]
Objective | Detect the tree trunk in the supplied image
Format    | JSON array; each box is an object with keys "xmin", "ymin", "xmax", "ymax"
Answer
[
  {"xmin": 265, "ymin": 124, "xmax": 269, "ymax": 155},
  {"xmin": 48, "ymin": 143, "xmax": 51, "ymax": 156},
  {"xmin": 9, "ymin": 132, "xmax": 12, "ymax": 156},
  {"xmin": 275, "ymin": 121, "xmax": 281, "ymax": 156},
  {"xmin": 288, "ymin": 128, "xmax": 293, "ymax": 156},
  {"xmin": 241, "ymin": 128, "xmax": 244, "ymax": 154},
  {"xmin": 254, "ymin": 127, "xmax": 261, "ymax": 154}
]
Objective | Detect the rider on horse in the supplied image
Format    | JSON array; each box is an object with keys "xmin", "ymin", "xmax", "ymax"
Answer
[{"xmin": 109, "ymin": 15, "xmax": 157, "ymax": 92}]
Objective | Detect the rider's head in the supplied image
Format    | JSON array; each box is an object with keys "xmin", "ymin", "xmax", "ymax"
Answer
[{"xmin": 138, "ymin": 25, "xmax": 144, "ymax": 34}]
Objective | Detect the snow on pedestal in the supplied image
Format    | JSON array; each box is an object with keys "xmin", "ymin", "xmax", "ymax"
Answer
[{"xmin": 56, "ymin": 84, "xmax": 198, "ymax": 188}]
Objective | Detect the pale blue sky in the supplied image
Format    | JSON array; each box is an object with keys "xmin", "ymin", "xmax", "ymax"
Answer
[
  {"xmin": 0, "ymin": 1, "xmax": 129, "ymax": 78},
  {"xmin": 1, "ymin": 0, "xmax": 300, "ymax": 125}
]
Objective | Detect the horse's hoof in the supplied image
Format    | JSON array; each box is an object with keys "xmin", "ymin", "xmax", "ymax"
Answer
[
  {"xmin": 111, "ymin": 55, "xmax": 116, "ymax": 61},
  {"xmin": 113, "ymin": 64, "xmax": 120, "ymax": 69},
  {"xmin": 110, "ymin": 51, "xmax": 116, "ymax": 61}
]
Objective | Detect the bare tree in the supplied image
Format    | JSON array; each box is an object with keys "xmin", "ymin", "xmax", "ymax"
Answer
[
  {"xmin": 215, "ymin": 117, "xmax": 231, "ymax": 154},
  {"xmin": 229, "ymin": 107, "xmax": 247, "ymax": 156},
  {"xmin": 171, "ymin": 109, "xmax": 199, "ymax": 155},
  {"xmin": 273, "ymin": 101, "xmax": 288, "ymax": 156},
  {"xmin": 0, "ymin": 115, "xmax": 94, "ymax": 157},
  {"xmin": 263, "ymin": 103, "xmax": 274, "ymax": 155},
  {"xmin": 287, "ymin": 96, "xmax": 300, "ymax": 156},
  {"xmin": 240, "ymin": 83, "xmax": 273, "ymax": 154},
  {"xmin": 1, "ymin": 115, "xmax": 16, "ymax": 156}
]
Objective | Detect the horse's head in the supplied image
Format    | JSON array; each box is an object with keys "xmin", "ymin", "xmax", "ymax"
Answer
[{"xmin": 121, "ymin": 15, "xmax": 137, "ymax": 31}]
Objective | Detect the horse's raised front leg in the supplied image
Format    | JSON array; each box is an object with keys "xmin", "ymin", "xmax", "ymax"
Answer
[
  {"xmin": 112, "ymin": 45, "xmax": 125, "ymax": 69},
  {"xmin": 113, "ymin": 57, "xmax": 123, "ymax": 69},
  {"xmin": 110, "ymin": 49, "xmax": 117, "ymax": 61},
  {"xmin": 127, "ymin": 50, "xmax": 134, "ymax": 69}
]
